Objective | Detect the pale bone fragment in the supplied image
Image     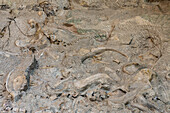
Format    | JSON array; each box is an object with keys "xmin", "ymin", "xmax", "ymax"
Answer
[
  {"xmin": 38, "ymin": 11, "xmax": 43, "ymax": 16},
  {"xmin": 13, "ymin": 107, "xmax": 27, "ymax": 113},
  {"xmin": 131, "ymin": 102, "xmax": 148, "ymax": 111},
  {"xmin": 124, "ymin": 68, "xmax": 153, "ymax": 89},
  {"xmin": 81, "ymin": 47, "xmax": 128, "ymax": 63},
  {"xmin": 125, "ymin": 68, "xmax": 153, "ymax": 92},
  {"xmin": 15, "ymin": 39, "xmax": 31, "ymax": 47},
  {"xmin": 110, "ymin": 69, "xmax": 154, "ymax": 104},
  {"xmin": 13, "ymin": 107, "xmax": 19, "ymax": 112},
  {"xmin": 105, "ymin": 67, "xmax": 114, "ymax": 72},
  {"xmin": 49, "ymin": 94, "xmax": 57, "ymax": 101},
  {"xmin": 0, "ymin": 51, "xmax": 20, "ymax": 57},
  {"xmin": 6, "ymin": 69, "xmax": 14, "ymax": 94},
  {"xmin": 5, "ymin": 56, "xmax": 33, "ymax": 98},
  {"xmin": 133, "ymin": 68, "xmax": 153, "ymax": 83},
  {"xmin": 13, "ymin": 75, "xmax": 26, "ymax": 91},
  {"xmin": 104, "ymin": 67, "xmax": 121, "ymax": 81},
  {"xmin": 131, "ymin": 103, "xmax": 148, "ymax": 112},
  {"xmin": 74, "ymin": 73, "xmax": 112, "ymax": 90},
  {"xmin": 122, "ymin": 62, "xmax": 140, "ymax": 75},
  {"xmin": 28, "ymin": 19, "xmax": 35, "ymax": 28},
  {"xmin": 112, "ymin": 59, "xmax": 120, "ymax": 64},
  {"xmin": 137, "ymin": 95, "xmax": 162, "ymax": 112},
  {"xmin": 110, "ymin": 88, "xmax": 141, "ymax": 104},
  {"xmin": 54, "ymin": 76, "xmax": 71, "ymax": 88},
  {"xmin": 78, "ymin": 48, "xmax": 90, "ymax": 56},
  {"xmin": 165, "ymin": 73, "xmax": 170, "ymax": 80}
]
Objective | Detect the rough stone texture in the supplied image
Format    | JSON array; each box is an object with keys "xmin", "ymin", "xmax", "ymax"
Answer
[{"xmin": 0, "ymin": 0, "xmax": 169, "ymax": 113}]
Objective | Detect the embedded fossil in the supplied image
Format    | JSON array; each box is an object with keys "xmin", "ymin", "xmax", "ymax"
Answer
[
  {"xmin": 5, "ymin": 56, "xmax": 34, "ymax": 99},
  {"xmin": 13, "ymin": 75, "xmax": 27, "ymax": 91}
]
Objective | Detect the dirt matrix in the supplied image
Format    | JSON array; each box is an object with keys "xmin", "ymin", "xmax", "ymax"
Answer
[{"xmin": 0, "ymin": 0, "xmax": 169, "ymax": 113}]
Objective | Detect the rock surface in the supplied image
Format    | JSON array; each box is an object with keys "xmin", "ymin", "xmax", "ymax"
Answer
[{"xmin": 0, "ymin": 0, "xmax": 169, "ymax": 112}]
